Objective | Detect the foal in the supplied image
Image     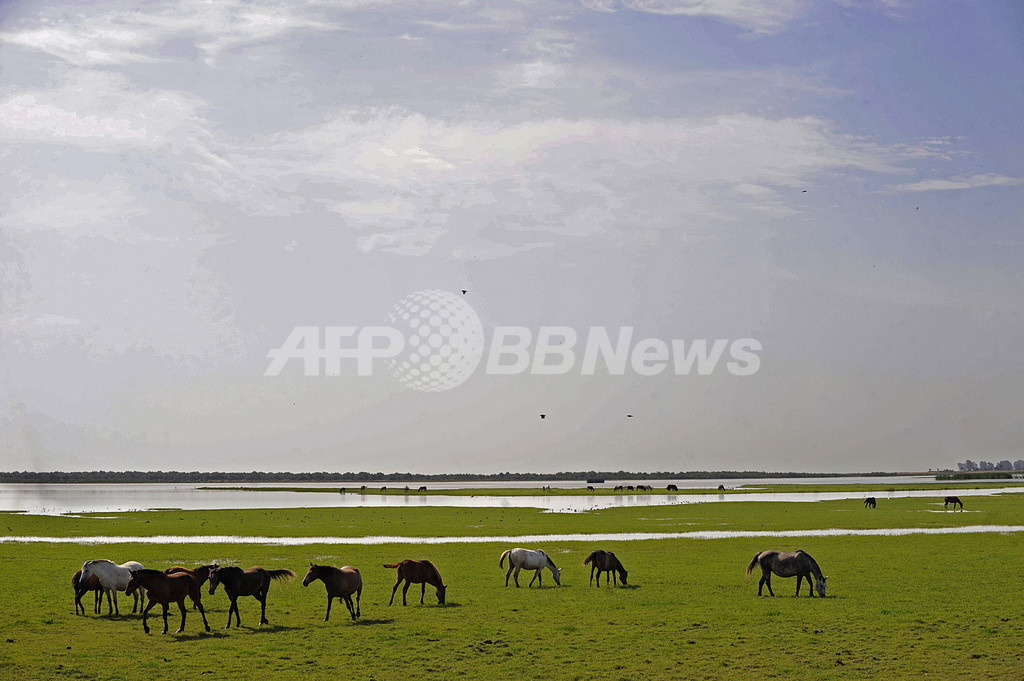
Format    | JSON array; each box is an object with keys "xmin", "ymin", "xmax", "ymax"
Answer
[
  {"xmin": 383, "ymin": 560, "xmax": 446, "ymax": 605},
  {"xmin": 302, "ymin": 563, "xmax": 362, "ymax": 621}
]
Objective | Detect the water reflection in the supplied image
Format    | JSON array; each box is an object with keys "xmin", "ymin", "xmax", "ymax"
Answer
[
  {"xmin": 1, "ymin": 480, "xmax": 1021, "ymax": 516},
  {"xmin": 3, "ymin": 525, "xmax": 1023, "ymax": 545}
]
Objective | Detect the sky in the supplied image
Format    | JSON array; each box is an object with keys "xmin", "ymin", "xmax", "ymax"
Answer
[{"xmin": 0, "ymin": 0, "xmax": 1021, "ymax": 474}]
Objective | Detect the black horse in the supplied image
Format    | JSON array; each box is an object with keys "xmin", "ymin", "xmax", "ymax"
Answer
[
  {"xmin": 864, "ymin": 497, "xmax": 876, "ymax": 509},
  {"xmin": 944, "ymin": 496, "xmax": 963, "ymax": 511}
]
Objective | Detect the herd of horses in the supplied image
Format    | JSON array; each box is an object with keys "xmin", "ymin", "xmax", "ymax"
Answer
[{"xmin": 69, "ymin": 496, "xmax": 968, "ymax": 633}]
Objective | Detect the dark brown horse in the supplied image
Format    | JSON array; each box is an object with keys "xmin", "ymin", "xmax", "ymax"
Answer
[
  {"xmin": 125, "ymin": 569, "xmax": 211, "ymax": 634},
  {"xmin": 746, "ymin": 550, "xmax": 827, "ymax": 597},
  {"xmin": 72, "ymin": 569, "xmax": 104, "ymax": 615},
  {"xmin": 384, "ymin": 560, "xmax": 446, "ymax": 605},
  {"xmin": 302, "ymin": 563, "xmax": 362, "ymax": 621},
  {"xmin": 583, "ymin": 550, "xmax": 628, "ymax": 587},
  {"xmin": 864, "ymin": 497, "xmax": 876, "ymax": 509},
  {"xmin": 208, "ymin": 565, "xmax": 296, "ymax": 628},
  {"xmin": 944, "ymin": 496, "xmax": 963, "ymax": 510}
]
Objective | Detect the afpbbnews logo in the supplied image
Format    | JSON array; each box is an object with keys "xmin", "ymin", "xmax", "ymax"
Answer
[{"xmin": 265, "ymin": 290, "xmax": 762, "ymax": 392}]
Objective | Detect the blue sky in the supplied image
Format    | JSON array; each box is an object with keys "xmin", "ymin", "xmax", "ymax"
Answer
[{"xmin": 0, "ymin": 0, "xmax": 1021, "ymax": 473}]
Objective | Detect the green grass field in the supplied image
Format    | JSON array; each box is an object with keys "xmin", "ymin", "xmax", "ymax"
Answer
[{"xmin": 2, "ymin": 492, "xmax": 1023, "ymax": 680}]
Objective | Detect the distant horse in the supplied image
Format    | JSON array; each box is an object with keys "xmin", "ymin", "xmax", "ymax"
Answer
[
  {"xmin": 383, "ymin": 559, "xmax": 447, "ymax": 605},
  {"xmin": 746, "ymin": 550, "xmax": 826, "ymax": 597},
  {"xmin": 583, "ymin": 550, "xmax": 628, "ymax": 587},
  {"xmin": 614, "ymin": 485, "xmax": 624, "ymax": 492},
  {"xmin": 864, "ymin": 497, "xmax": 876, "ymax": 509},
  {"xmin": 303, "ymin": 563, "xmax": 362, "ymax": 621},
  {"xmin": 418, "ymin": 486, "xmax": 427, "ymax": 492},
  {"xmin": 944, "ymin": 496, "xmax": 963, "ymax": 510},
  {"xmin": 499, "ymin": 548, "xmax": 562, "ymax": 588},
  {"xmin": 72, "ymin": 569, "xmax": 103, "ymax": 615},
  {"xmin": 81, "ymin": 559, "xmax": 145, "ymax": 615},
  {"xmin": 208, "ymin": 565, "xmax": 296, "ymax": 628},
  {"xmin": 666, "ymin": 484, "xmax": 678, "ymax": 492},
  {"xmin": 126, "ymin": 569, "xmax": 211, "ymax": 634}
]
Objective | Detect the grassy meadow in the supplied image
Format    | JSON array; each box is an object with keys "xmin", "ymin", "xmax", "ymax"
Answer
[{"xmin": 1, "ymin": 491, "xmax": 1023, "ymax": 679}]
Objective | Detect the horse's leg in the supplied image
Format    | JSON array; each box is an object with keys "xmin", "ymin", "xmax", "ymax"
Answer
[
  {"xmin": 160, "ymin": 602, "xmax": 170, "ymax": 634},
  {"xmin": 112, "ymin": 588, "xmax": 119, "ymax": 616},
  {"xmin": 355, "ymin": 586, "xmax": 361, "ymax": 617},
  {"xmin": 401, "ymin": 580, "xmax": 410, "ymax": 606},
  {"xmin": 191, "ymin": 590, "xmax": 210, "ymax": 632},
  {"xmin": 513, "ymin": 566, "xmax": 521, "ymax": 587},
  {"xmin": 796, "ymin": 575, "xmax": 802, "ymax": 596},
  {"xmin": 344, "ymin": 595, "xmax": 356, "ymax": 620},
  {"xmin": 225, "ymin": 597, "xmax": 236, "ymax": 629},
  {"xmin": 324, "ymin": 595, "xmax": 333, "ymax": 622},
  {"xmin": 529, "ymin": 570, "xmax": 539, "ymax": 587},
  {"xmin": 258, "ymin": 589, "xmax": 269, "ymax": 625},
  {"xmin": 420, "ymin": 581, "xmax": 425, "ymax": 605},
  {"xmin": 589, "ymin": 565, "xmax": 595, "ymax": 587},
  {"xmin": 505, "ymin": 563, "xmax": 515, "ymax": 587},
  {"xmin": 176, "ymin": 600, "xmax": 187, "ymax": 633},
  {"xmin": 142, "ymin": 599, "xmax": 156, "ymax": 634},
  {"xmin": 388, "ymin": 578, "xmax": 401, "ymax": 606}
]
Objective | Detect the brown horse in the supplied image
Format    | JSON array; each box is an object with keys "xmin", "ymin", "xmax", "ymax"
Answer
[
  {"xmin": 125, "ymin": 569, "xmax": 211, "ymax": 634},
  {"xmin": 302, "ymin": 563, "xmax": 362, "ymax": 621},
  {"xmin": 165, "ymin": 564, "xmax": 218, "ymax": 609},
  {"xmin": 384, "ymin": 560, "xmax": 446, "ymax": 605},
  {"xmin": 944, "ymin": 496, "xmax": 963, "ymax": 510},
  {"xmin": 208, "ymin": 565, "xmax": 296, "ymax": 628},
  {"xmin": 583, "ymin": 550, "xmax": 628, "ymax": 587},
  {"xmin": 72, "ymin": 569, "xmax": 104, "ymax": 615},
  {"xmin": 746, "ymin": 550, "xmax": 827, "ymax": 597}
]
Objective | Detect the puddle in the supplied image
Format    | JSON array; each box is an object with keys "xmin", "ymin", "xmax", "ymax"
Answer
[{"xmin": 3, "ymin": 525, "xmax": 1023, "ymax": 545}]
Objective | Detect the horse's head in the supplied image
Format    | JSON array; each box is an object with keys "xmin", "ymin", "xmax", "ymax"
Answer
[
  {"xmin": 553, "ymin": 567, "xmax": 562, "ymax": 586},
  {"xmin": 125, "ymin": 569, "xmax": 143, "ymax": 596},
  {"xmin": 208, "ymin": 567, "xmax": 221, "ymax": 595},
  {"xmin": 302, "ymin": 563, "xmax": 320, "ymax": 587},
  {"xmin": 619, "ymin": 569, "xmax": 628, "ymax": 586},
  {"xmin": 436, "ymin": 584, "xmax": 447, "ymax": 604},
  {"xmin": 80, "ymin": 561, "xmax": 94, "ymax": 582},
  {"xmin": 816, "ymin": 576, "xmax": 827, "ymax": 597}
]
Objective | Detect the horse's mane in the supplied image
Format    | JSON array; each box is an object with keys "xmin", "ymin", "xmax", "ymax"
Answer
[
  {"xmin": 420, "ymin": 559, "xmax": 443, "ymax": 583},
  {"xmin": 796, "ymin": 550, "xmax": 823, "ymax": 577}
]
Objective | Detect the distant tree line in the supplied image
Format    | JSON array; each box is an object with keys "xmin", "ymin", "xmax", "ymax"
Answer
[
  {"xmin": 0, "ymin": 470, "xmax": 892, "ymax": 484},
  {"xmin": 957, "ymin": 459, "xmax": 1024, "ymax": 472}
]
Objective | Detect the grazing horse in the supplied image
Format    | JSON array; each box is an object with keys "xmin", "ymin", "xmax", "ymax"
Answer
[
  {"xmin": 303, "ymin": 563, "xmax": 362, "ymax": 621},
  {"xmin": 80, "ymin": 559, "xmax": 145, "ymax": 615},
  {"xmin": 498, "ymin": 548, "xmax": 562, "ymax": 588},
  {"xmin": 72, "ymin": 569, "xmax": 103, "ymax": 615},
  {"xmin": 864, "ymin": 497, "xmax": 876, "ymax": 509},
  {"xmin": 383, "ymin": 560, "xmax": 447, "ymax": 605},
  {"xmin": 666, "ymin": 484, "xmax": 678, "ymax": 492},
  {"xmin": 208, "ymin": 565, "xmax": 296, "ymax": 628},
  {"xmin": 583, "ymin": 550, "xmax": 628, "ymax": 587},
  {"xmin": 944, "ymin": 496, "xmax": 963, "ymax": 511},
  {"xmin": 126, "ymin": 569, "xmax": 211, "ymax": 635},
  {"xmin": 746, "ymin": 550, "xmax": 827, "ymax": 597}
]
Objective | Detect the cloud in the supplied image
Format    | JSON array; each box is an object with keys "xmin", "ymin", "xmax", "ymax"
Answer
[
  {"xmin": 889, "ymin": 173, "xmax": 1024, "ymax": 193},
  {"xmin": 580, "ymin": 0, "xmax": 807, "ymax": 32},
  {"xmin": 0, "ymin": 0, "xmax": 340, "ymax": 66}
]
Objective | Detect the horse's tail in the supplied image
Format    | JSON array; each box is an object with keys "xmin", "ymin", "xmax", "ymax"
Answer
[
  {"xmin": 499, "ymin": 550, "xmax": 512, "ymax": 568},
  {"xmin": 268, "ymin": 569, "xmax": 296, "ymax": 583},
  {"xmin": 745, "ymin": 552, "xmax": 762, "ymax": 580},
  {"xmin": 582, "ymin": 551, "xmax": 596, "ymax": 567}
]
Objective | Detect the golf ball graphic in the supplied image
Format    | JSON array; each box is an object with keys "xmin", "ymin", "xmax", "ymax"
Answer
[{"xmin": 385, "ymin": 290, "xmax": 485, "ymax": 392}]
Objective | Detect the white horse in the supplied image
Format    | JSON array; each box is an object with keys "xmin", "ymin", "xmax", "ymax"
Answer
[
  {"xmin": 80, "ymin": 559, "xmax": 145, "ymax": 615},
  {"xmin": 499, "ymin": 548, "xmax": 562, "ymax": 587}
]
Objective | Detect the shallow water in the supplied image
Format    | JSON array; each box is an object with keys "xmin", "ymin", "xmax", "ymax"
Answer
[
  {"xmin": 3, "ymin": 525, "xmax": 1023, "ymax": 545},
  {"xmin": 1, "ymin": 478, "xmax": 1017, "ymax": 515}
]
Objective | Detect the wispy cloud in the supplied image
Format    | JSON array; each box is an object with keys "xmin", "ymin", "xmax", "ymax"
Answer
[
  {"xmin": 581, "ymin": 0, "xmax": 806, "ymax": 32},
  {"xmin": 890, "ymin": 173, "xmax": 1023, "ymax": 193}
]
